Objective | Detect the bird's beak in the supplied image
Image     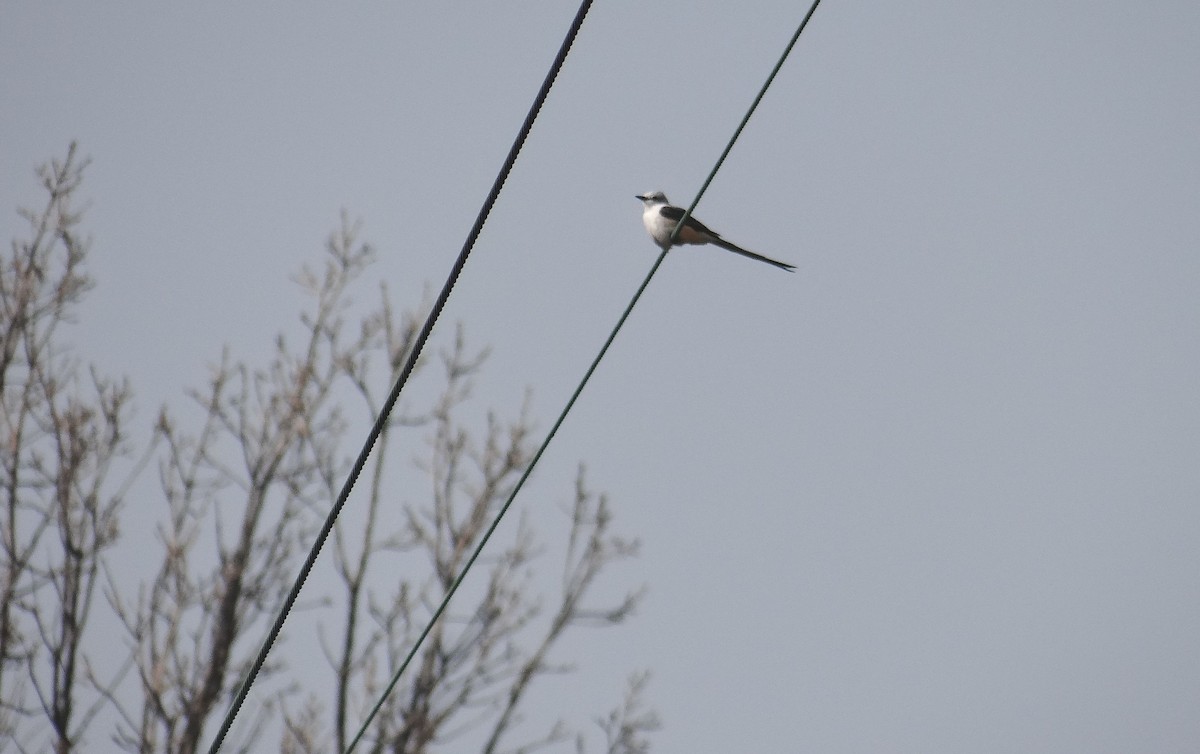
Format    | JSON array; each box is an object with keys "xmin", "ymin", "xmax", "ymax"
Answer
[{"xmin": 635, "ymin": 194, "xmax": 646, "ymax": 201}]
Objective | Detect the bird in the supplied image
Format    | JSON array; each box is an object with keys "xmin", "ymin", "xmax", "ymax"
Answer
[{"xmin": 636, "ymin": 191, "xmax": 794, "ymax": 272}]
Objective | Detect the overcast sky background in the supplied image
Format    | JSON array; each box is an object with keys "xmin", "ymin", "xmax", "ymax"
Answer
[{"xmin": 3, "ymin": 2, "xmax": 1199, "ymax": 752}]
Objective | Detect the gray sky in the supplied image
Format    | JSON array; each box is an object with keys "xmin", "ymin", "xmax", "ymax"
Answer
[{"xmin": 3, "ymin": 2, "xmax": 1199, "ymax": 752}]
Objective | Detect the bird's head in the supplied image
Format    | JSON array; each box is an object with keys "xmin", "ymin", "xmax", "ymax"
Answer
[{"xmin": 636, "ymin": 191, "xmax": 668, "ymax": 206}]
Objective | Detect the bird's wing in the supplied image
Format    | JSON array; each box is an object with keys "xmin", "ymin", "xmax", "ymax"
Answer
[{"xmin": 657, "ymin": 204, "xmax": 719, "ymax": 238}]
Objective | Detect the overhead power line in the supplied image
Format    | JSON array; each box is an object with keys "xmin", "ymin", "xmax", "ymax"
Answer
[
  {"xmin": 204, "ymin": 2, "xmax": 597, "ymax": 751},
  {"xmin": 345, "ymin": 2, "xmax": 823, "ymax": 751}
]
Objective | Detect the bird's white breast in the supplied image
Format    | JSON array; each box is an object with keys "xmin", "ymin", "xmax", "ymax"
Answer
[{"xmin": 642, "ymin": 206, "xmax": 674, "ymax": 247}]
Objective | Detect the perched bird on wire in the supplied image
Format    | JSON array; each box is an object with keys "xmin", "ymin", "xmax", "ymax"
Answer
[{"xmin": 636, "ymin": 191, "xmax": 794, "ymax": 272}]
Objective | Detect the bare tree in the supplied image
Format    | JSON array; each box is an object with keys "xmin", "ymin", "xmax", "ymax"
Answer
[
  {"xmin": 7, "ymin": 147, "xmax": 657, "ymax": 753},
  {"xmin": 1, "ymin": 144, "xmax": 140, "ymax": 752}
]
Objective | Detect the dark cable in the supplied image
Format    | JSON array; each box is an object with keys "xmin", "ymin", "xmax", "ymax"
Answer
[
  {"xmin": 204, "ymin": 2, "xmax": 596, "ymax": 751},
  {"xmin": 344, "ymin": 1, "xmax": 821, "ymax": 749},
  {"xmin": 672, "ymin": 0, "xmax": 823, "ymax": 239}
]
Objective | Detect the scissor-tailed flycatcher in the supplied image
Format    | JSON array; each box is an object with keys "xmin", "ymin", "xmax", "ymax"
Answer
[{"xmin": 636, "ymin": 191, "xmax": 795, "ymax": 272}]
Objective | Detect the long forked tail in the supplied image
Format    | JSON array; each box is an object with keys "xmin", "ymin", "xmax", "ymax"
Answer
[{"xmin": 712, "ymin": 237, "xmax": 796, "ymax": 272}]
